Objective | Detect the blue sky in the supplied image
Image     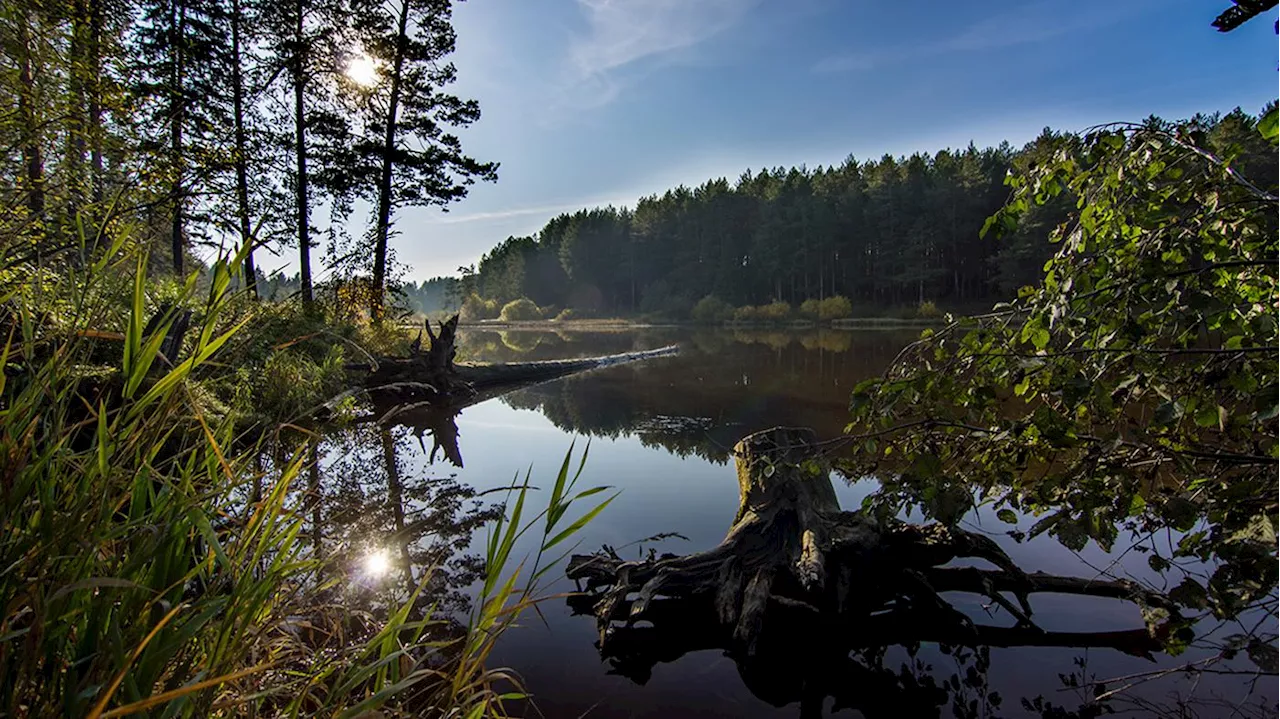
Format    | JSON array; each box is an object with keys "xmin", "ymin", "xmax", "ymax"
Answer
[{"xmin": 277, "ymin": 0, "xmax": 1279, "ymax": 282}]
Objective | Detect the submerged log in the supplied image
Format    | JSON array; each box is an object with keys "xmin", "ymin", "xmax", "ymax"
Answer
[{"xmin": 567, "ymin": 427, "xmax": 1179, "ymax": 717}]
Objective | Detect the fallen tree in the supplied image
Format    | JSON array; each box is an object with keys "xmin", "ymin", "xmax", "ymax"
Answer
[
  {"xmin": 567, "ymin": 426, "xmax": 1179, "ymax": 717},
  {"xmin": 359, "ymin": 314, "xmax": 678, "ymax": 410}
]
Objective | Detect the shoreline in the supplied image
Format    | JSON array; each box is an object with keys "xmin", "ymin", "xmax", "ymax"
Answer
[{"xmin": 437, "ymin": 317, "xmax": 949, "ymax": 331}]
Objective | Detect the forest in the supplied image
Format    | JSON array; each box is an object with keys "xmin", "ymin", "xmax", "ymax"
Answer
[
  {"xmin": 463, "ymin": 109, "xmax": 1277, "ymax": 319},
  {"xmin": 0, "ymin": 0, "xmax": 1276, "ymax": 715},
  {"xmin": 1, "ymin": 0, "xmax": 494, "ymax": 318}
]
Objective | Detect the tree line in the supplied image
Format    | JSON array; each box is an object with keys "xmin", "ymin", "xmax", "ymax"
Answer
[
  {"xmin": 464, "ymin": 108, "xmax": 1275, "ymax": 319},
  {"xmin": 1, "ymin": 0, "xmax": 493, "ymax": 318}
]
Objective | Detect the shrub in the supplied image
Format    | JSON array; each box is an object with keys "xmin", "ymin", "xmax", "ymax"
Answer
[
  {"xmin": 0, "ymin": 252, "xmax": 615, "ymax": 718},
  {"xmin": 732, "ymin": 301, "xmax": 792, "ymax": 323},
  {"xmin": 499, "ymin": 298, "xmax": 542, "ymax": 321},
  {"xmin": 552, "ymin": 307, "xmax": 576, "ymax": 322},
  {"xmin": 758, "ymin": 301, "xmax": 792, "ymax": 322},
  {"xmin": 917, "ymin": 300, "xmax": 942, "ymax": 318},
  {"xmin": 691, "ymin": 295, "xmax": 734, "ymax": 323},
  {"xmin": 819, "ymin": 295, "xmax": 853, "ymax": 320},
  {"xmin": 460, "ymin": 293, "xmax": 500, "ymax": 321},
  {"xmin": 799, "ymin": 298, "xmax": 821, "ymax": 319}
]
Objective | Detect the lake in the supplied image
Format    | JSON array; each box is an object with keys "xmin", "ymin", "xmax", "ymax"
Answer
[{"xmin": 313, "ymin": 326, "xmax": 1275, "ymax": 718}]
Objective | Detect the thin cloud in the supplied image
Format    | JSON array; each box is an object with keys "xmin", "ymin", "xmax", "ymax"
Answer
[
  {"xmin": 813, "ymin": 0, "xmax": 1145, "ymax": 74},
  {"xmin": 423, "ymin": 197, "xmax": 633, "ymax": 225},
  {"xmin": 557, "ymin": 0, "xmax": 757, "ymax": 110}
]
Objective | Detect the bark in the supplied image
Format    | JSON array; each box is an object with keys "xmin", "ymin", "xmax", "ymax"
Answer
[
  {"xmin": 169, "ymin": 0, "xmax": 187, "ymax": 276},
  {"xmin": 88, "ymin": 0, "xmax": 104, "ymax": 209},
  {"xmin": 230, "ymin": 0, "xmax": 257, "ymax": 297},
  {"xmin": 567, "ymin": 427, "xmax": 1178, "ymax": 716},
  {"xmin": 369, "ymin": 0, "xmax": 411, "ymax": 321},
  {"xmin": 16, "ymin": 13, "xmax": 44, "ymax": 221},
  {"xmin": 66, "ymin": 0, "xmax": 87, "ymax": 215},
  {"xmin": 293, "ymin": 0, "xmax": 313, "ymax": 306}
]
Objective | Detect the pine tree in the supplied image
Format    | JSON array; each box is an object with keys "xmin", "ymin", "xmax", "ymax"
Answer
[
  {"xmin": 349, "ymin": 0, "xmax": 496, "ymax": 319},
  {"xmin": 133, "ymin": 0, "xmax": 231, "ymax": 275}
]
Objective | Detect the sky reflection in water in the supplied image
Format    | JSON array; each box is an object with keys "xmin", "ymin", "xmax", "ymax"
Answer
[{"xmin": 317, "ymin": 327, "xmax": 1275, "ymax": 719}]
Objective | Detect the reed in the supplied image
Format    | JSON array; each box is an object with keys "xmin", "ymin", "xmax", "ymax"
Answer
[{"xmin": 0, "ymin": 242, "xmax": 609, "ymax": 717}]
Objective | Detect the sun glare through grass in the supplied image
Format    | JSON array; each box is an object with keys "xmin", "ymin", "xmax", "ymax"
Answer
[{"xmin": 363, "ymin": 548, "xmax": 391, "ymax": 577}]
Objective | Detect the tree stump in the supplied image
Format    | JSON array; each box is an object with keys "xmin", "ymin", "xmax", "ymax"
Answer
[
  {"xmin": 567, "ymin": 427, "xmax": 1177, "ymax": 716},
  {"xmin": 364, "ymin": 314, "xmax": 464, "ymax": 404}
]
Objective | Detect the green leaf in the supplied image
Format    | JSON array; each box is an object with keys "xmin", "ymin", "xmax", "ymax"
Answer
[
  {"xmin": 996, "ymin": 509, "xmax": 1018, "ymax": 524},
  {"xmin": 1229, "ymin": 512, "xmax": 1277, "ymax": 545},
  {"xmin": 1259, "ymin": 105, "xmax": 1278, "ymax": 146},
  {"xmin": 1193, "ymin": 403, "xmax": 1220, "ymax": 428},
  {"xmin": 542, "ymin": 493, "xmax": 619, "ymax": 552},
  {"xmin": 1168, "ymin": 578, "xmax": 1209, "ymax": 610}
]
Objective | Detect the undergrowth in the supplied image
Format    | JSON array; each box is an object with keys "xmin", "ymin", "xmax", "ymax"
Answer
[{"xmin": 0, "ymin": 239, "xmax": 608, "ymax": 717}]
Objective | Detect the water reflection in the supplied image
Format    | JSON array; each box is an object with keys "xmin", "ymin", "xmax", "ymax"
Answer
[
  {"xmin": 484, "ymin": 327, "xmax": 914, "ymax": 463},
  {"xmin": 304, "ymin": 424, "xmax": 498, "ymax": 630},
  {"xmin": 340, "ymin": 327, "xmax": 1275, "ymax": 718}
]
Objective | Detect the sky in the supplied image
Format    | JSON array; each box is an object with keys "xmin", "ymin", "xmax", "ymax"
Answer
[{"xmin": 263, "ymin": 0, "xmax": 1279, "ymax": 283}]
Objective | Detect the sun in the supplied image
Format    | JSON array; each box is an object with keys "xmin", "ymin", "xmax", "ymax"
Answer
[
  {"xmin": 346, "ymin": 53, "xmax": 380, "ymax": 88},
  {"xmin": 363, "ymin": 548, "xmax": 391, "ymax": 577}
]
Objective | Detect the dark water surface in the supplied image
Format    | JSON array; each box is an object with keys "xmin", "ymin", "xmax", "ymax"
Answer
[{"xmin": 317, "ymin": 327, "xmax": 1275, "ymax": 718}]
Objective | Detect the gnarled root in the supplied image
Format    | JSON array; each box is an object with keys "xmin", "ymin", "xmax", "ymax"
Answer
[{"xmin": 567, "ymin": 426, "xmax": 1177, "ymax": 684}]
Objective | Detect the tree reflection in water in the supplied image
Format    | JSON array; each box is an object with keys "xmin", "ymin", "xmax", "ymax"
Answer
[
  {"xmin": 303, "ymin": 423, "xmax": 498, "ymax": 656},
  {"xmin": 453, "ymin": 327, "xmax": 1275, "ymax": 718}
]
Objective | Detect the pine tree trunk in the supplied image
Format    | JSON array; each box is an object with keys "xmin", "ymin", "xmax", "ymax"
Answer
[
  {"xmin": 169, "ymin": 1, "xmax": 187, "ymax": 276},
  {"xmin": 230, "ymin": 0, "xmax": 257, "ymax": 297},
  {"xmin": 16, "ymin": 14, "xmax": 44, "ymax": 223},
  {"xmin": 293, "ymin": 0, "xmax": 312, "ymax": 307},
  {"xmin": 66, "ymin": 0, "xmax": 88, "ymax": 217},
  {"xmin": 370, "ymin": 0, "xmax": 411, "ymax": 321},
  {"xmin": 88, "ymin": 0, "xmax": 104, "ymax": 208}
]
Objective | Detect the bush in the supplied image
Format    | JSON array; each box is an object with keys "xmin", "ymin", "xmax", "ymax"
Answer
[
  {"xmin": 917, "ymin": 300, "xmax": 942, "ymax": 318},
  {"xmin": 251, "ymin": 345, "xmax": 347, "ymax": 423},
  {"xmin": 732, "ymin": 301, "xmax": 792, "ymax": 324},
  {"xmin": 691, "ymin": 295, "xmax": 734, "ymax": 323},
  {"xmin": 460, "ymin": 293, "xmax": 500, "ymax": 321},
  {"xmin": 758, "ymin": 301, "xmax": 792, "ymax": 322},
  {"xmin": 799, "ymin": 298, "xmax": 821, "ymax": 319},
  {"xmin": 819, "ymin": 295, "xmax": 853, "ymax": 320},
  {"xmin": 552, "ymin": 307, "xmax": 576, "ymax": 322},
  {"xmin": 498, "ymin": 298, "xmax": 542, "ymax": 321}
]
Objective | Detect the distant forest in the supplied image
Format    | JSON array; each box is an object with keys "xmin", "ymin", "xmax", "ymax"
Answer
[{"xmin": 458, "ymin": 108, "xmax": 1276, "ymax": 318}]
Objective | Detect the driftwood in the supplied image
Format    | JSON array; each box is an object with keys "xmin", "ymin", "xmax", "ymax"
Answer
[{"xmin": 566, "ymin": 427, "xmax": 1178, "ymax": 717}]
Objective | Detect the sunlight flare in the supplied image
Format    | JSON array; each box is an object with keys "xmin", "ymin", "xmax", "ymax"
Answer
[
  {"xmin": 345, "ymin": 53, "xmax": 380, "ymax": 88},
  {"xmin": 363, "ymin": 548, "xmax": 391, "ymax": 577}
]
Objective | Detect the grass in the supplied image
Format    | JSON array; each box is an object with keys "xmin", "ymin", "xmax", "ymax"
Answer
[{"xmin": 0, "ymin": 241, "xmax": 612, "ymax": 717}]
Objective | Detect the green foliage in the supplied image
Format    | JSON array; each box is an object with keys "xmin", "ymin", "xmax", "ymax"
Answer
[
  {"xmin": 498, "ymin": 297, "xmax": 542, "ymax": 321},
  {"xmin": 0, "ymin": 237, "xmax": 614, "ymax": 716},
  {"xmin": 916, "ymin": 299, "xmax": 942, "ymax": 318},
  {"xmin": 552, "ymin": 307, "xmax": 576, "ymax": 322},
  {"xmin": 733, "ymin": 301, "xmax": 792, "ymax": 324},
  {"xmin": 845, "ymin": 120, "xmax": 1278, "ymax": 632},
  {"xmin": 460, "ymin": 292, "xmax": 500, "ymax": 321},
  {"xmin": 798, "ymin": 295, "xmax": 857, "ymax": 322},
  {"xmin": 820, "ymin": 295, "xmax": 854, "ymax": 320},
  {"xmin": 250, "ymin": 345, "xmax": 348, "ymax": 423},
  {"xmin": 692, "ymin": 295, "xmax": 735, "ymax": 323}
]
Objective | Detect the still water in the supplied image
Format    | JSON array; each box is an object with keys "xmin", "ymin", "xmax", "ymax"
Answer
[{"xmin": 316, "ymin": 326, "xmax": 1274, "ymax": 718}]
